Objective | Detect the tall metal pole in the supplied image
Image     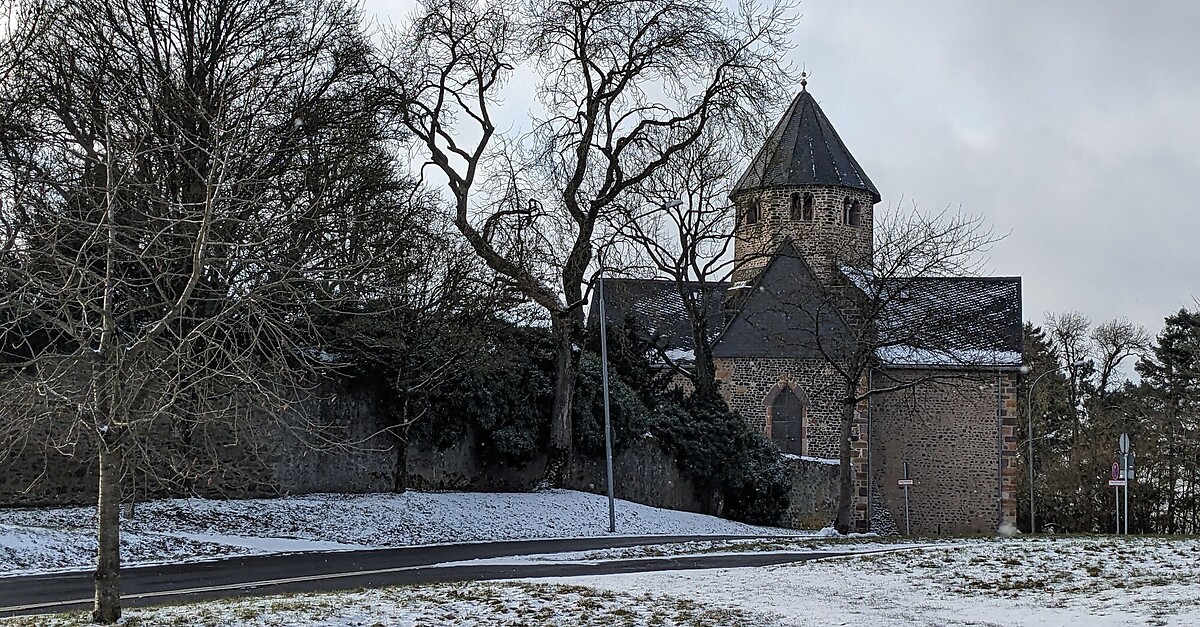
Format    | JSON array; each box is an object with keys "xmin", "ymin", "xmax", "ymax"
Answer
[
  {"xmin": 1123, "ymin": 452, "xmax": 1130, "ymax": 535},
  {"xmin": 597, "ymin": 263, "xmax": 616, "ymax": 533},
  {"xmin": 1026, "ymin": 391, "xmax": 1036, "ymax": 533}
]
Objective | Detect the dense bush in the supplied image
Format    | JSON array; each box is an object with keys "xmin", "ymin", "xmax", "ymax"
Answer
[
  {"xmin": 572, "ymin": 352, "xmax": 654, "ymax": 457},
  {"xmin": 411, "ymin": 326, "xmax": 555, "ymax": 467},
  {"xmin": 654, "ymin": 393, "xmax": 792, "ymax": 525},
  {"xmin": 402, "ymin": 317, "xmax": 791, "ymax": 525},
  {"xmin": 582, "ymin": 321, "xmax": 792, "ymax": 525}
]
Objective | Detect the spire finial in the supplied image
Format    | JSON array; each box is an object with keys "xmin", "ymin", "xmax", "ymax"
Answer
[{"xmin": 800, "ymin": 70, "xmax": 808, "ymax": 91}]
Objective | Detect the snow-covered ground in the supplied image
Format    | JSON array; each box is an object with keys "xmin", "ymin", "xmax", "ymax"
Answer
[
  {"xmin": 557, "ymin": 535, "xmax": 1200, "ymax": 626},
  {"xmin": 5, "ymin": 536, "xmax": 1197, "ymax": 627},
  {"xmin": 0, "ymin": 489, "xmax": 797, "ymax": 575},
  {"xmin": 7, "ymin": 491, "xmax": 1197, "ymax": 625}
]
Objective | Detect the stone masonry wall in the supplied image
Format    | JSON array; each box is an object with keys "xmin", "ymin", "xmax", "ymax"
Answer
[
  {"xmin": 869, "ymin": 369, "xmax": 1020, "ymax": 535},
  {"xmin": 713, "ymin": 356, "xmax": 845, "ymax": 459},
  {"xmin": 714, "ymin": 355, "xmax": 872, "ymax": 530},
  {"xmin": 731, "ymin": 185, "xmax": 876, "ymax": 285},
  {"xmin": 780, "ymin": 457, "xmax": 840, "ymax": 529},
  {"xmin": 0, "ymin": 379, "xmax": 394, "ymax": 506}
]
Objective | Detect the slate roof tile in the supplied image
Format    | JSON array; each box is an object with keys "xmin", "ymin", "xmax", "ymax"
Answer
[{"xmin": 733, "ymin": 89, "xmax": 880, "ymax": 201}]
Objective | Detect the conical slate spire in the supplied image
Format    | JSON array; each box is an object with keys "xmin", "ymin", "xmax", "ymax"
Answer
[{"xmin": 733, "ymin": 90, "xmax": 880, "ymax": 202}]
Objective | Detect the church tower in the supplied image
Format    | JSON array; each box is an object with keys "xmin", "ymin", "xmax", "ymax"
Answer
[{"xmin": 730, "ymin": 82, "xmax": 880, "ymax": 285}]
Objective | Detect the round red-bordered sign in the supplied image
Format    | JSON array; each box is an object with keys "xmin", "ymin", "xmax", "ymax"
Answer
[{"xmin": 1111, "ymin": 462, "xmax": 1120, "ymax": 480}]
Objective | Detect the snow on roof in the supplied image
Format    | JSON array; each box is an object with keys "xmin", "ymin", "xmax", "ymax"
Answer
[
  {"xmin": 876, "ymin": 345, "xmax": 1024, "ymax": 368},
  {"xmin": 593, "ymin": 278, "xmax": 729, "ymax": 365}
]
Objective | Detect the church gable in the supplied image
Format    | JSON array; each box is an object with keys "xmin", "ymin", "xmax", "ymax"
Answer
[{"xmin": 713, "ymin": 242, "xmax": 853, "ymax": 360}]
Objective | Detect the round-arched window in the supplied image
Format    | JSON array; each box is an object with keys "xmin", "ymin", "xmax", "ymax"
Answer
[{"xmin": 745, "ymin": 201, "xmax": 760, "ymax": 226}]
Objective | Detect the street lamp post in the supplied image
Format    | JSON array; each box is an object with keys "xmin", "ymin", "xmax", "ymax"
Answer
[
  {"xmin": 1025, "ymin": 359, "xmax": 1089, "ymax": 534},
  {"xmin": 597, "ymin": 259, "xmax": 616, "ymax": 533}
]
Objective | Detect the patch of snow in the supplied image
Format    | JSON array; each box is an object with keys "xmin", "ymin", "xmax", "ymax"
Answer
[
  {"xmin": 551, "ymin": 536, "xmax": 1200, "ymax": 627},
  {"xmin": 12, "ymin": 581, "xmax": 782, "ymax": 626},
  {"xmin": 663, "ymin": 348, "xmax": 694, "ymax": 362},
  {"xmin": 781, "ymin": 453, "xmax": 840, "ymax": 465},
  {"xmin": 0, "ymin": 489, "xmax": 799, "ymax": 576},
  {"xmin": 839, "ymin": 264, "xmax": 875, "ymax": 292},
  {"xmin": 877, "ymin": 345, "xmax": 1023, "ymax": 367},
  {"xmin": 21, "ymin": 536, "xmax": 1200, "ymax": 626}
]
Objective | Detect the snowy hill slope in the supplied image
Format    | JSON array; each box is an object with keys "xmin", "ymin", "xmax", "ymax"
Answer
[{"xmin": 0, "ymin": 489, "xmax": 799, "ymax": 575}]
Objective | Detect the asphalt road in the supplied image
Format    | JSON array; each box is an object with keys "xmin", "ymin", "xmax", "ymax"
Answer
[{"xmin": 0, "ymin": 535, "xmax": 849, "ymax": 618}]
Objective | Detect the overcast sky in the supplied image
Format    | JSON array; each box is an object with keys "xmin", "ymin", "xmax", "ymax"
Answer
[{"xmin": 364, "ymin": 0, "xmax": 1199, "ymax": 340}]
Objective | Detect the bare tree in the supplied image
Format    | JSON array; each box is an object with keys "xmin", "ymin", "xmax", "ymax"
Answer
[
  {"xmin": 616, "ymin": 130, "xmax": 743, "ymax": 399},
  {"xmin": 319, "ymin": 213, "xmax": 521, "ymax": 493},
  {"xmin": 387, "ymin": 0, "xmax": 796, "ymax": 484},
  {"xmin": 1091, "ymin": 317, "xmax": 1151, "ymax": 402},
  {"xmin": 1036, "ymin": 313, "xmax": 1148, "ymax": 530},
  {"xmin": 0, "ymin": 0, "xmax": 399, "ymax": 621}
]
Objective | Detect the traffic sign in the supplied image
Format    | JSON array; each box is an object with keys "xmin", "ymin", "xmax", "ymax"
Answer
[
  {"xmin": 898, "ymin": 479, "xmax": 915, "ymax": 486},
  {"xmin": 1119, "ymin": 433, "xmax": 1131, "ymax": 454},
  {"xmin": 1111, "ymin": 462, "xmax": 1120, "ymax": 481},
  {"xmin": 1109, "ymin": 480, "xmax": 1127, "ymax": 487}
]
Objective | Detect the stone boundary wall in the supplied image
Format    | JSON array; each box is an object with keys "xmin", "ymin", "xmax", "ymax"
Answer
[
  {"xmin": 0, "ymin": 375, "xmax": 842, "ymax": 530},
  {"xmin": 780, "ymin": 457, "xmax": 840, "ymax": 529},
  {"xmin": 0, "ymin": 380, "xmax": 394, "ymax": 506}
]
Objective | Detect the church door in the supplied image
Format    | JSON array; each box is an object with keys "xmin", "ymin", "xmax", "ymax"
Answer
[{"xmin": 771, "ymin": 388, "xmax": 805, "ymax": 455}]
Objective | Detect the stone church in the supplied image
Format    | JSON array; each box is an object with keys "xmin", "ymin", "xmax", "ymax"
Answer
[{"xmin": 603, "ymin": 86, "xmax": 1024, "ymax": 534}]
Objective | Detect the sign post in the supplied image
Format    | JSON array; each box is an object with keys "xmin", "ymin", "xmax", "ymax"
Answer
[
  {"xmin": 1111, "ymin": 462, "xmax": 1121, "ymax": 534},
  {"xmin": 1119, "ymin": 433, "xmax": 1132, "ymax": 535},
  {"xmin": 899, "ymin": 462, "xmax": 913, "ymax": 535}
]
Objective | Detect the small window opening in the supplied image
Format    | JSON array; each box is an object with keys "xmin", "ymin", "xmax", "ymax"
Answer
[
  {"xmin": 842, "ymin": 197, "xmax": 853, "ymax": 225},
  {"xmin": 789, "ymin": 193, "xmax": 802, "ymax": 220},
  {"xmin": 745, "ymin": 201, "xmax": 760, "ymax": 226},
  {"xmin": 849, "ymin": 200, "xmax": 862, "ymax": 227},
  {"xmin": 802, "ymin": 193, "xmax": 815, "ymax": 221}
]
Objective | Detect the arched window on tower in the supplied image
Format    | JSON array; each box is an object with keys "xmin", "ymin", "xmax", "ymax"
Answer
[
  {"xmin": 842, "ymin": 197, "xmax": 853, "ymax": 225},
  {"xmin": 848, "ymin": 199, "xmax": 862, "ymax": 226},
  {"xmin": 789, "ymin": 193, "xmax": 802, "ymax": 221},
  {"xmin": 745, "ymin": 201, "xmax": 760, "ymax": 226},
  {"xmin": 802, "ymin": 192, "xmax": 815, "ymax": 221}
]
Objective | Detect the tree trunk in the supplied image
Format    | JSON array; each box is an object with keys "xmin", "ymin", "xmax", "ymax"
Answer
[
  {"xmin": 692, "ymin": 320, "xmax": 718, "ymax": 401},
  {"xmin": 834, "ymin": 399, "xmax": 856, "ymax": 534},
  {"xmin": 393, "ymin": 436, "xmax": 408, "ymax": 493},
  {"xmin": 392, "ymin": 399, "xmax": 409, "ymax": 494},
  {"xmin": 544, "ymin": 314, "xmax": 579, "ymax": 487},
  {"xmin": 93, "ymin": 439, "xmax": 122, "ymax": 624}
]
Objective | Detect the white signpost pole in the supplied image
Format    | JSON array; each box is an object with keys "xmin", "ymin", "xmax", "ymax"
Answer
[
  {"xmin": 1111, "ymin": 461, "xmax": 1121, "ymax": 535},
  {"xmin": 1120, "ymin": 433, "xmax": 1131, "ymax": 535},
  {"xmin": 1123, "ymin": 466, "xmax": 1129, "ymax": 534}
]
